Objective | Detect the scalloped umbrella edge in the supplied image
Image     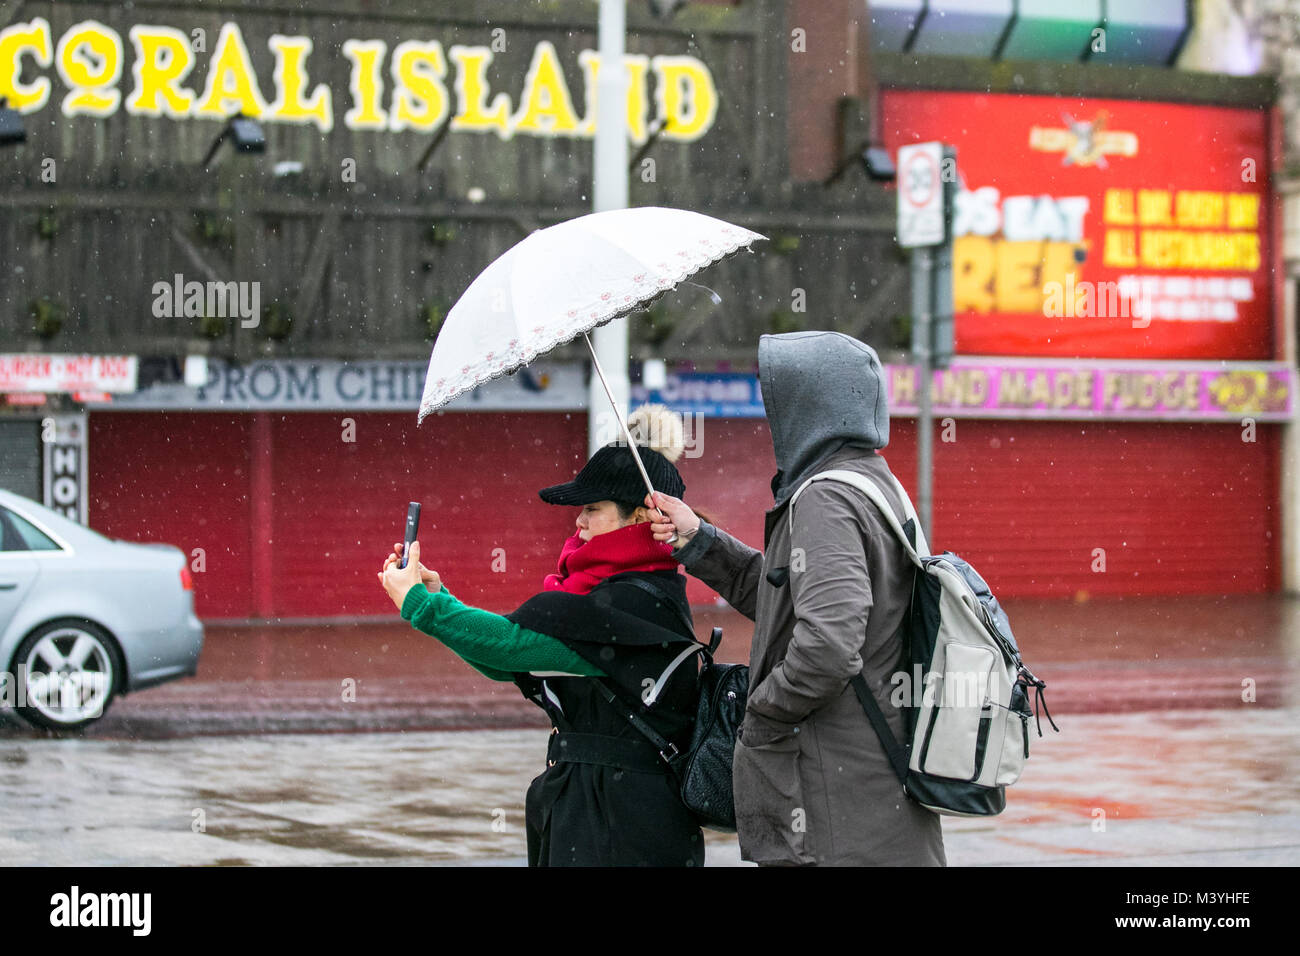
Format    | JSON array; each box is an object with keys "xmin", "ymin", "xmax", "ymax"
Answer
[{"xmin": 417, "ymin": 208, "xmax": 767, "ymax": 424}]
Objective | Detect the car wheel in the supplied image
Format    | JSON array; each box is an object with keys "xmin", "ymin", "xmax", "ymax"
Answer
[{"xmin": 11, "ymin": 620, "xmax": 122, "ymax": 731}]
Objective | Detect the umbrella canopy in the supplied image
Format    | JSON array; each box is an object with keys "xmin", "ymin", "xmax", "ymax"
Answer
[{"xmin": 418, "ymin": 206, "xmax": 765, "ymax": 421}]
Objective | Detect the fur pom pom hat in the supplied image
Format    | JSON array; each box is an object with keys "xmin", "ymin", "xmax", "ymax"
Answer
[{"xmin": 538, "ymin": 404, "xmax": 686, "ymax": 506}]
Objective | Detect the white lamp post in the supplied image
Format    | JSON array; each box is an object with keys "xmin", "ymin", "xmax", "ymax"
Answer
[{"xmin": 588, "ymin": 0, "xmax": 631, "ymax": 455}]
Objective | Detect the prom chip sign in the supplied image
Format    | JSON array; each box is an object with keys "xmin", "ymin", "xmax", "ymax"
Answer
[{"xmin": 897, "ymin": 142, "xmax": 946, "ymax": 248}]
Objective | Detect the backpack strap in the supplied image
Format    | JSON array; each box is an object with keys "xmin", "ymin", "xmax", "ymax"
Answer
[
  {"xmin": 785, "ymin": 470, "xmax": 924, "ymax": 792},
  {"xmin": 606, "ymin": 573, "xmax": 697, "ymax": 639},
  {"xmin": 593, "ymin": 679, "xmax": 682, "ymax": 768},
  {"xmin": 599, "ymin": 572, "xmax": 708, "ymax": 706},
  {"xmin": 642, "ymin": 643, "xmax": 705, "ymax": 706},
  {"xmin": 849, "ymin": 673, "xmax": 911, "ymax": 789},
  {"xmin": 787, "ymin": 469, "xmax": 931, "ymax": 564}
]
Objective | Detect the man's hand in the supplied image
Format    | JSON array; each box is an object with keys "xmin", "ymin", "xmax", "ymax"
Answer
[
  {"xmin": 378, "ymin": 541, "xmax": 441, "ymax": 611},
  {"xmin": 646, "ymin": 491, "xmax": 701, "ymax": 551}
]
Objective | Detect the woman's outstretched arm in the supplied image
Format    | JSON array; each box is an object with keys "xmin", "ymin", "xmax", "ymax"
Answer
[
  {"xmin": 399, "ymin": 582, "xmax": 604, "ymax": 681},
  {"xmin": 380, "ymin": 541, "xmax": 604, "ymax": 681}
]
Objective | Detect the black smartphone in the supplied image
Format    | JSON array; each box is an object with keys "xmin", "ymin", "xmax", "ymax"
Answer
[{"xmin": 398, "ymin": 502, "xmax": 421, "ymax": 569}]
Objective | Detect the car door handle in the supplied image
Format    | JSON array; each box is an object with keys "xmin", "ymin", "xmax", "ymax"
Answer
[{"xmin": 0, "ymin": 583, "xmax": 18, "ymax": 590}]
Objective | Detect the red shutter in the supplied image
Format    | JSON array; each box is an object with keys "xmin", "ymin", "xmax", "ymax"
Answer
[
  {"xmin": 681, "ymin": 418, "xmax": 1281, "ymax": 601},
  {"xmin": 89, "ymin": 412, "xmax": 255, "ymax": 618},
  {"xmin": 671, "ymin": 418, "xmax": 779, "ymax": 608},
  {"xmin": 267, "ymin": 411, "xmax": 586, "ymax": 618},
  {"xmin": 88, "ymin": 412, "xmax": 1282, "ymax": 619},
  {"xmin": 888, "ymin": 419, "xmax": 1281, "ymax": 598}
]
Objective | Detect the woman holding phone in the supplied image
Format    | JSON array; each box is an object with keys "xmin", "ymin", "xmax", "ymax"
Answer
[{"xmin": 378, "ymin": 406, "xmax": 705, "ymax": 866}]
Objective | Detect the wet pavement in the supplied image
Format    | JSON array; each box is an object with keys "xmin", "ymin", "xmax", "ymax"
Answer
[
  {"xmin": 1, "ymin": 707, "xmax": 1296, "ymax": 866},
  {"xmin": 1, "ymin": 594, "xmax": 1297, "ymax": 865}
]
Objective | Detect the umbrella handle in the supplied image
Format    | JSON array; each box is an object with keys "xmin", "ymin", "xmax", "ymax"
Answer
[{"xmin": 583, "ymin": 332, "xmax": 679, "ymax": 546}]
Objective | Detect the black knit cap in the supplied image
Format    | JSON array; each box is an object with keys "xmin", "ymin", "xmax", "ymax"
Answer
[{"xmin": 538, "ymin": 442, "xmax": 685, "ymax": 506}]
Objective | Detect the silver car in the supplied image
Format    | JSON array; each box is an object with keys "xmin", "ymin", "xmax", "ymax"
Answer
[{"xmin": 0, "ymin": 489, "xmax": 203, "ymax": 731}]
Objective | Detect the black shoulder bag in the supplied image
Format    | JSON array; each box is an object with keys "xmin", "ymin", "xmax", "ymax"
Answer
[{"xmin": 592, "ymin": 576, "xmax": 749, "ymax": 832}]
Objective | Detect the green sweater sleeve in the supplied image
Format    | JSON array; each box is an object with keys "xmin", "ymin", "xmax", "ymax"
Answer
[{"xmin": 400, "ymin": 583, "xmax": 605, "ymax": 682}]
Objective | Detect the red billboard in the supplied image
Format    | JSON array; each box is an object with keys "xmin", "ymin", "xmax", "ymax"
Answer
[{"xmin": 881, "ymin": 90, "xmax": 1275, "ymax": 360}]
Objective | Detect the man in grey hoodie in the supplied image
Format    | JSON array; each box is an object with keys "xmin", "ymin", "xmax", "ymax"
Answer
[{"xmin": 650, "ymin": 330, "xmax": 945, "ymax": 866}]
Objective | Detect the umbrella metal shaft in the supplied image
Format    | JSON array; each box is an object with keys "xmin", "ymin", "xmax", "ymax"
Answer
[{"xmin": 583, "ymin": 332, "xmax": 677, "ymax": 544}]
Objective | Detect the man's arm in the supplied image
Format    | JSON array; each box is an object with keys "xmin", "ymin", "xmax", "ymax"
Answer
[
  {"xmin": 744, "ymin": 482, "xmax": 873, "ymax": 723},
  {"xmin": 674, "ymin": 521, "xmax": 766, "ymax": 621}
]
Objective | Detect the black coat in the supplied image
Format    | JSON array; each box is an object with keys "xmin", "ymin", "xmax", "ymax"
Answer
[{"xmin": 506, "ymin": 569, "xmax": 704, "ymax": 867}]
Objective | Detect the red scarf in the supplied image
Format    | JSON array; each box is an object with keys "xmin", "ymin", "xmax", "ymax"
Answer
[{"xmin": 543, "ymin": 522, "xmax": 678, "ymax": 595}]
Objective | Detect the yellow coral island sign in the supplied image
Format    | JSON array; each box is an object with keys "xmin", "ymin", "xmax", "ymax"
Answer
[{"xmin": 0, "ymin": 18, "xmax": 718, "ymax": 143}]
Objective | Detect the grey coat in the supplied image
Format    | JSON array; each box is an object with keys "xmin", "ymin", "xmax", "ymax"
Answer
[
  {"xmin": 678, "ymin": 330, "xmax": 946, "ymax": 865},
  {"xmin": 677, "ymin": 442, "xmax": 946, "ymax": 866}
]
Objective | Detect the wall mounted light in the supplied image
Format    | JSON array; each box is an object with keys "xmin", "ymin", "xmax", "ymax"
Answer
[
  {"xmin": 201, "ymin": 113, "xmax": 266, "ymax": 167},
  {"xmin": 642, "ymin": 358, "xmax": 668, "ymax": 390},
  {"xmin": 0, "ymin": 97, "xmax": 25, "ymax": 146},
  {"xmin": 860, "ymin": 146, "xmax": 897, "ymax": 181},
  {"xmin": 649, "ymin": 0, "xmax": 689, "ymax": 18},
  {"xmin": 183, "ymin": 355, "xmax": 210, "ymax": 388}
]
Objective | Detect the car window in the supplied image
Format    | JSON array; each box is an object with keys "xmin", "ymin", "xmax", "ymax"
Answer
[{"xmin": 0, "ymin": 507, "xmax": 62, "ymax": 552}]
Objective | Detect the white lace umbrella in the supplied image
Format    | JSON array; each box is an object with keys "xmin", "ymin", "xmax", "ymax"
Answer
[{"xmin": 418, "ymin": 206, "xmax": 765, "ymax": 502}]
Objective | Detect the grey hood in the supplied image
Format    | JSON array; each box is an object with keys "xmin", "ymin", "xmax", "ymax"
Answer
[{"xmin": 758, "ymin": 331, "xmax": 890, "ymax": 507}]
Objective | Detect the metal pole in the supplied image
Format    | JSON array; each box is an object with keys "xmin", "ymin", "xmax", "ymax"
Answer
[
  {"xmin": 589, "ymin": 0, "xmax": 630, "ymax": 457},
  {"xmin": 916, "ymin": 246, "xmax": 934, "ymax": 545},
  {"xmin": 585, "ymin": 333, "xmax": 656, "ymax": 496}
]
